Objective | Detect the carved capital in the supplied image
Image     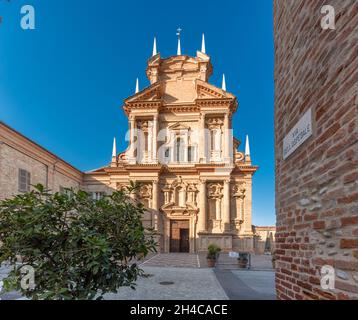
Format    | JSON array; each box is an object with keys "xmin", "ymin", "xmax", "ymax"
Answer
[
  {"xmin": 207, "ymin": 182, "xmax": 223, "ymax": 199},
  {"xmin": 138, "ymin": 183, "xmax": 152, "ymax": 199},
  {"xmin": 232, "ymin": 183, "xmax": 246, "ymax": 198}
]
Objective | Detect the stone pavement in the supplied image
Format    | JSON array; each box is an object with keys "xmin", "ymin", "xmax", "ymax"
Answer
[
  {"xmin": 104, "ymin": 266, "xmax": 228, "ymax": 300},
  {"xmin": 1, "ymin": 254, "xmax": 276, "ymax": 300},
  {"xmin": 214, "ymin": 269, "xmax": 276, "ymax": 300},
  {"xmin": 139, "ymin": 253, "xmax": 200, "ymax": 268},
  {"xmin": 200, "ymin": 253, "xmax": 276, "ymax": 300},
  {"xmin": 198, "ymin": 252, "xmax": 274, "ymax": 271}
]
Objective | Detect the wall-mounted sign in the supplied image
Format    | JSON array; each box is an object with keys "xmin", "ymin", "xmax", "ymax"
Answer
[
  {"xmin": 283, "ymin": 108, "xmax": 313, "ymax": 160},
  {"xmin": 229, "ymin": 251, "xmax": 239, "ymax": 258}
]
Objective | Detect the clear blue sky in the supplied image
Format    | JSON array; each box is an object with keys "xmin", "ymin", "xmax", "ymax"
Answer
[{"xmin": 0, "ymin": 0, "xmax": 275, "ymax": 226}]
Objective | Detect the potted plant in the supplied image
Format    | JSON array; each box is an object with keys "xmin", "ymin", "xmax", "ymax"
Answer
[
  {"xmin": 238, "ymin": 252, "xmax": 249, "ymax": 268},
  {"xmin": 206, "ymin": 244, "xmax": 221, "ymax": 267}
]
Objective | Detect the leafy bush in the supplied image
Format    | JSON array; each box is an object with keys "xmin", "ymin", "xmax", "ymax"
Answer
[
  {"xmin": 0, "ymin": 184, "xmax": 156, "ymax": 300},
  {"xmin": 206, "ymin": 243, "xmax": 221, "ymax": 260}
]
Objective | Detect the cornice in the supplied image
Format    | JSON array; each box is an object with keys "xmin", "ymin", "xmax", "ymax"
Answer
[
  {"xmin": 123, "ymin": 101, "xmax": 162, "ymax": 115},
  {"xmin": 162, "ymin": 105, "xmax": 200, "ymax": 113},
  {"xmin": 0, "ymin": 122, "xmax": 83, "ymax": 182},
  {"xmin": 84, "ymin": 162, "xmax": 256, "ymax": 177},
  {"xmin": 232, "ymin": 165, "xmax": 259, "ymax": 174}
]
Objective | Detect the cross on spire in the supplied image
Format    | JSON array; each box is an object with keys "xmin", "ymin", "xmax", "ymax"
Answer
[
  {"xmin": 222, "ymin": 74, "xmax": 226, "ymax": 91},
  {"xmin": 201, "ymin": 33, "xmax": 206, "ymax": 53},
  {"xmin": 135, "ymin": 78, "xmax": 139, "ymax": 94},
  {"xmin": 176, "ymin": 27, "xmax": 182, "ymax": 55},
  {"xmin": 245, "ymin": 135, "xmax": 250, "ymax": 156},
  {"xmin": 112, "ymin": 137, "xmax": 117, "ymax": 158},
  {"xmin": 152, "ymin": 37, "xmax": 157, "ymax": 56}
]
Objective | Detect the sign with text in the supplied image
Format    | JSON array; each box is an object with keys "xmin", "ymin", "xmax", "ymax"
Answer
[
  {"xmin": 229, "ymin": 251, "xmax": 239, "ymax": 258},
  {"xmin": 283, "ymin": 108, "xmax": 313, "ymax": 160}
]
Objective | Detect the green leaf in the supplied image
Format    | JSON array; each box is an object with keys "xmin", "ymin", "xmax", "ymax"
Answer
[{"xmin": 0, "ymin": 184, "xmax": 156, "ymax": 300}]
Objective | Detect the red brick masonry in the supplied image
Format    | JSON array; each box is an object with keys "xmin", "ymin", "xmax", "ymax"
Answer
[{"xmin": 274, "ymin": 0, "xmax": 358, "ymax": 299}]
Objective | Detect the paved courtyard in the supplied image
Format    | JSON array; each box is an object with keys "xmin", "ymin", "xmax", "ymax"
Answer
[
  {"xmin": 214, "ymin": 270, "xmax": 276, "ymax": 300},
  {"xmin": 139, "ymin": 253, "xmax": 200, "ymax": 268},
  {"xmin": 1, "ymin": 254, "xmax": 276, "ymax": 300},
  {"xmin": 105, "ymin": 266, "xmax": 228, "ymax": 300}
]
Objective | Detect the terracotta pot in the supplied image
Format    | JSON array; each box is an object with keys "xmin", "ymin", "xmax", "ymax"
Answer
[{"xmin": 207, "ymin": 258, "xmax": 216, "ymax": 268}]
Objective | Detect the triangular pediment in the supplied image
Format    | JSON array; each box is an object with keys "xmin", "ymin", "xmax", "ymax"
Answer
[
  {"xmin": 168, "ymin": 122, "xmax": 190, "ymax": 131},
  {"xmin": 125, "ymin": 82, "xmax": 163, "ymax": 104},
  {"xmin": 196, "ymin": 79, "xmax": 235, "ymax": 100}
]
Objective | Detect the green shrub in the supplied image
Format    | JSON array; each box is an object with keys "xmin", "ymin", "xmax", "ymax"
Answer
[
  {"xmin": 0, "ymin": 183, "xmax": 156, "ymax": 300},
  {"xmin": 207, "ymin": 243, "xmax": 221, "ymax": 260}
]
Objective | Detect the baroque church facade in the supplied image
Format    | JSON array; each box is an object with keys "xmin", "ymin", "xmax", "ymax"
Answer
[{"xmin": 84, "ymin": 37, "xmax": 258, "ymax": 253}]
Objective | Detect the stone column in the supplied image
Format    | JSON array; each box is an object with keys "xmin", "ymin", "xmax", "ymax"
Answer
[
  {"xmin": 184, "ymin": 132, "xmax": 188, "ymax": 163},
  {"xmin": 199, "ymin": 113, "xmax": 206, "ymax": 163},
  {"xmin": 198, "ymin": 179, "xmax": 207, "ymax": 232},
  {"xmin": 171, "ymin": 133, "xmax": 175, "ymax": 163},
  {"xmin": 215, "ymin": 129, "xmax": 221, "ymax": 152},
  {"xmin": 215, "ymin": 198, "xmax": 221, "ymax": 220},
  {"xmin": 153, "ymin": 115, "xmax": 158, "ymax": 163},
  {"xmin": 240, "ymin": 195, "xmax": 245, "ymax": 221},
  {"xmin": 148, "ymin": 124, "xmax": 152, "ymax": 163},
  {"xmin": 152, "ymin": 181, "xmax": 159, "ymax": 231},
  {"xmin": 237, "ymin": 196, "xmax": 244, "ymax": 221},
  {"xmin": 243, "ymin": 178, "xmax": 253, "ymax": 235},
  {"xmin": 223, "ymin": 179, "xmax": 231, "ymax": 232},
  {"xmin": 129, "ymin": 115, "xmax": 136, "ymax": 163},
  {"xmin": 223, "ymin": 113, "xmax": 230, "ymax": 162},
  {"xmin": 129, "ymin": 180, "xmax": 136, "ymax": 200}
]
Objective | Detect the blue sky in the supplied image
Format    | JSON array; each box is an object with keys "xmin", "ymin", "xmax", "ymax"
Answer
[{"xmin": 0, "ymin": 0, "xmax": 275, "ymax": 225}]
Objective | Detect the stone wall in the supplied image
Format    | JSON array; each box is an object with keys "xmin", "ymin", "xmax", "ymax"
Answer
[
  {"xmin": 253, "ymin": 226, "xmax": 276, "ymax": 254},
  {"xmin": 0, "ymin": 142, "xmax": 48, "ymax": 199},
  {"xmin": 0, "ymin": 122, "xmax": 83, "ymax": 200},
  {"xmin": 274, "ymin": 0, "xmax": 358, "ymax": 299}
]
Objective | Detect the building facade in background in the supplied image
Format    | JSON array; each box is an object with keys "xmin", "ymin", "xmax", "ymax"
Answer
[
  {"xmin": 253, "ymin": 226, "xmax": 276, "ymax": 255},
  {"xmin": 0, "ymin": 41, "xmax": 267, "ymax": 254},
  {"xmin": 0, "ymin": 122, "xmax": 83, "ymax": 200},
  {"xmin": 85, "ymin": 45, "xmax": 259, "ymax": 253},
  {"xmin": 274, "ymin": 0, "xmax": 357, "ymax": 299}
]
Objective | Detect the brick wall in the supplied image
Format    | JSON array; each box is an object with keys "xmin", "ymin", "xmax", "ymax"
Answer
[{"xmin": 274, "ymin": 0, "xmax": 358, "ymax": 299}]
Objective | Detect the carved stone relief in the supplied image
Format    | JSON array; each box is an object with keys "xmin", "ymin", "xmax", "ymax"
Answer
[{"xmin": 161, "ymin": 177, "xmax": 198, "ymax": 213}]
